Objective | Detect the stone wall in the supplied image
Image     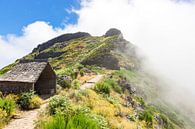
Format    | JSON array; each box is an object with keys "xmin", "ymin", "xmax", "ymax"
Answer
[
  {"xmin": 0, "ymin": 81, "xmax": 33, "ymax": 94},
  {"xmin": 34, "ymin": 64, "xmax": 56, "ymax": 95}
]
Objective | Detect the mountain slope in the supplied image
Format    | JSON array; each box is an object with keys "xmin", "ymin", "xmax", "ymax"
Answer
[{"xmin": 0, "ymin": 28, "xmax": 194, "ymax": 129}]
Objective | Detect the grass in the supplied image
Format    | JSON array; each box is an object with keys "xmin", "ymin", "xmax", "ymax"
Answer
[
  {"xmin": 0, "ymin": 32, "xmax": 186, "ymax": 129},
  {"xmin": 0, "ymin": 95, "xmax": 17, "ymax": 128},
  {"xmin": 0, "ymin": 62, "xmax": 17, "ymax": 76},
  {"xmin": 49, "ymin": 95, "xmax": 71, "ymax": 115},
  {"xmin": 66, "ymin": 113, "xmax": 100, "ymax": 129},
  {"xmin": 41, "ymin": 112, "xmax": 101, "ymax": 129},
  {"xmin": 94, "ymin": 78, "xmax": 122, "ymax": 95},
  {"xmin": 41, "ymin": 113, "xmax": 66, "ymax": 129},
  {"xmin": 138, "ymin": 107, "xmax": 155, "ymax": 126},
  {"xmin": 94, "ymin": 81, "xmax": 111, "ymax": 94},
  {"xmin": 0, "ymin": 97, "xmax": 16, "ymax": 116}
]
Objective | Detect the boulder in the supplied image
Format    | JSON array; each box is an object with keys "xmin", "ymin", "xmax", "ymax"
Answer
[{"xmin": 105, "ymin": 28, "xmax": 123, "ymax": 38}]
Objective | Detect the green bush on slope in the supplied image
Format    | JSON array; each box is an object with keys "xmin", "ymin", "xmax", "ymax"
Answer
[
  {"xmin": 42, "ymin": 112, "xmax": 100, "ymax": 129},
  {"xmin": 94, "ymin": 78, "xmax": 122, "ymax": 95},
  {"xmin": 0, "ymin": 63, "xmax": 17, "ymax": 76},
  {"xmin": 49, "ymin": 95, "xmax": 71, "ymax": 115},
  {"xmin": 0, "ymin": 97, "xmax": 16, "ymax": 116},
  {"xmin": 18, "ymin": 91, "xmax": 42, "ymax": 110},
  {"xmin": 0, "ymin": 96, "xmax": 16, "ymax": 128},
  {"xmin": 95, "ymin": 81, "xmax": 111, "ymax": 94},
  {"xmin": 138, "ymin": 107, "xmax": 155, "ymax": 126}
]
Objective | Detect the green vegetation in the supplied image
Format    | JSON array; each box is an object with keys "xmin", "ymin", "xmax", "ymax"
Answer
[
  {"xmin": 138, "ymin": 107, "xmax": 155, "ymax": 126},
  {"xmin": 71, "ymin": 79, "xmax": 80, "ymax": 89},
  {"xmin": 18, "ymin": 91, "xmax": 42, "ymax": 110},
  {"xmin": 58, "ymin": 79, "xmax": 71, "ymax": 89},
  {"xmin": 0, "ymin": 31, "xmax": 188, "ymax": 129},
  {"xmin": 95, "ymin": 81, "xmax": 111, "ymax": 94},
  {"xmin": 40, "ymin": 112, "xmax": 103, "ymax": 129},
  {"xmin": 95, "ymin": 78, "xmax": 122, "ymax": 95},
  {"xmin": 42, "ymin": 113, "xmax": 66, "ymax": 129},
  {"xmin": 49, "ymin": 95, "xmax": 71, "ymax": 115},
  {"xmin": 0, "ymin": 94, "xmax": 17, "ymax": 128},
  {"xmin": 159, "ymin": 114, "xmax": 175, "ymax": 129},
  {"xmin": 0, "ymin": 97, "xmax": 16, "ymax": 116},
  {"xmin": 0, "ymin": 63, "xmax": 17, "ymax": 76},
  {"xmin": 38, "ymin": 94, "xmax": 109, "ymax": 129}
]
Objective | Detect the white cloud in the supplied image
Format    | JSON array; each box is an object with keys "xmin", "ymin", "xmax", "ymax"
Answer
[
  {"xmin": 71, "ymin": 0, "xmax": 195, "ymax": 116},
  {"xmin": 1, "ymin": 0, "xmax": 195, "ymax": 120},
  {"xmin": 71, "ymin": 0, "xmax": 195, "ymax": 106},
  {"xmin": 0, "ymin": 21, "xmax": 66, "ymax": 67}
]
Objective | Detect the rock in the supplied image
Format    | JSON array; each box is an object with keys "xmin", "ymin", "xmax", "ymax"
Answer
[
  {"xmin": 118, "ymin": 77, "xmax": 136, "ymax": 94},
  {"xmin": 81, "ymin": 54, "xmax": 120, "ymax": 70},
  {"xmin": 155, "ymin": 115, "xmax": 164, "ymax": 127},
  {"xmin": 35, "ymin": 51, "xmax": 64, "ymax": 59},
  {"xmin": 57, "ymin": 75, "xmax": 72, "ymax": 87},
  {"xmin": 125, "ymin": 96, "xmax": 133, "ymax": 107},
  {"xmin": 105, "ymin": 28, "xmax": 123, "ymax": 38}
]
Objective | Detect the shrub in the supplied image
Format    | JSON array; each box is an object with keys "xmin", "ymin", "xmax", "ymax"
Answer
[
  {"xmin": 58, "ymin": 79, "xmax": 71, "ymax": 89},
  {"xmin": 29, "ymin": 96, "xmax": 43, "ymax": 109},
  {"xmin": 42, "ymin": 112, "xmax": 101, "ymax": 129},
  {"xmin": 138, "ymin": 107, "xmax": 155, "ymax": 126},
  {"xmin": 18, "ymin": 91, "xmax": 34, "ymax": 110},
  {"xmin": 49, "ymin": 95, "xmax": 71, "ymax": 115},
  {"xmin": 76, "ymin": 63, "xmax": 84, "ymax": 71},
  {"xmin": 87, "ymin": 65, "xmax": 103, "ymax": 74},
  {"xmin": 0, "ymin": 98, "xmax": 16, "ymax": 116},
  {"xmin": 134, "ymin": 96, "xmax": 146, "ymax": 107},
  {"xmin": 5, "ymin": 94, "xmax": 19, "ymax": 102},
  {"xmin": 104, "ymin": 95, "xmax": 119, "ymax": 105},
  {"xmin": 79, "ymin": 69, "xmax": 85, "ymax": 76},
  {"xmin": 0, "ymin": 108, "xmax": 8, "ymax": 128},
  {"xmin": 0, "ymin": 96, "xmax": 16, "ymax": 128},
  {"xmin": 18, "ymin": 91, "xmax": 42, "ymax": 110},
  {"xmin": 0, "ymin": 92, "xmax": 3, "ymax": 98},
  {"xmin": 160, "ymin": 114, "xmax": 175, "ymax": 129},
  {"xmin": 71, "ymin": 79, "xmax": 80, "ymax": 89},
  {"xmin": 66, "ymin": 113, "xmax": 100, "ymax": 129},
  {"xmin": 70, "ymin": 71, "xmax": 79, "ymax": 80},
  {"xmin": 56, "ymin": 67, "xmax": 74, "ymax": 76},
  {"xmin": 105, "ymin": 79, "xmax": 122, "ymax": 94},
  {"xmin": 42, "ymin": 113, "xmax": 66, "ymax": 129},
  {"xmin": 95, "ymin": 78, "xmax": 122, "ymax": 95},
  {"xmin": 95, "ymin": 81, "xmax": 111, "ymax": 94}
]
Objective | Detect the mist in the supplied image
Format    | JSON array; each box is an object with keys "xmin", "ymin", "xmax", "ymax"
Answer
[{"xmin": 1, "ymin": 0, "xmax": 195, "ymax": 122}]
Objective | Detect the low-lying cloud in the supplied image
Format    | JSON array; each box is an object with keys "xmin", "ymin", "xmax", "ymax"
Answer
[{"xmin": 1, "ymin": 0, "xmax": 195, "ymax": 121}]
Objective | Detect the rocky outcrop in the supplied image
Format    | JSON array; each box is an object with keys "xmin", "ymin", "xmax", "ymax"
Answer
[
  {"xmin": 81, "ymin": 54, "xmax": 120, "ymax": 70},
  {"xmin": 105, "ymin": 28, "xmax": 123, "ymax": 38},
  {"xmin": 35, "ymin": 51, "xmax": 64, "ymax": 59},
  {"xmin": 33, "ymin": 32, "xmax": 91, "ymax": 52}
]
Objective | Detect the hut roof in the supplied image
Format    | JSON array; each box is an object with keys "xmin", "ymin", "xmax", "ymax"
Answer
[{"xmin": 0, "ymin": 61, "xmax": 48, "ymax": 83}]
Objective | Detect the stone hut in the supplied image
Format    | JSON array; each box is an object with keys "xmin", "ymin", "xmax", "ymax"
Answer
[{"xmin": 0, "ymin": 60, "xmax": 56, "ymax": 95}]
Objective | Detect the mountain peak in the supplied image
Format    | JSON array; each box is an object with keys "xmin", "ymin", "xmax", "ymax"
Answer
[{"xmin": 105, "ymin": 28, "xmax": 123, "ymax": 38}]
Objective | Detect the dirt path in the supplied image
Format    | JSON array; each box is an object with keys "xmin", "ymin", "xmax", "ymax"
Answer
[
  {"xmin": 4, "ymin": 103, "xmax": 48, "ymax": 129},
  {"xmin": 4, "ymin": 74, "xmax": 104, "ymax": 129},
  {"xmin": 80, "ymin": 74, "xmax": 104, "ymax": 90}
]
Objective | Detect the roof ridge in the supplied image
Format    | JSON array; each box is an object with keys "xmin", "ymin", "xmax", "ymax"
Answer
[{"xmin": 19, "ymin": 59, "xmax": 48, "ymax": 63}]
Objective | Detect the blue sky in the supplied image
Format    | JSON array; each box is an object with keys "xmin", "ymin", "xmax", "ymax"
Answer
[{"xmin": 0, "ymin": 0, "xmax": 80, "ymax": 35}]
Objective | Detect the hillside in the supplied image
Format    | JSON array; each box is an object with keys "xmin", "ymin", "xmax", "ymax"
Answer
[{"xmin": 0, "ymin": 28, "xmax": 194, "ymax": 129}]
